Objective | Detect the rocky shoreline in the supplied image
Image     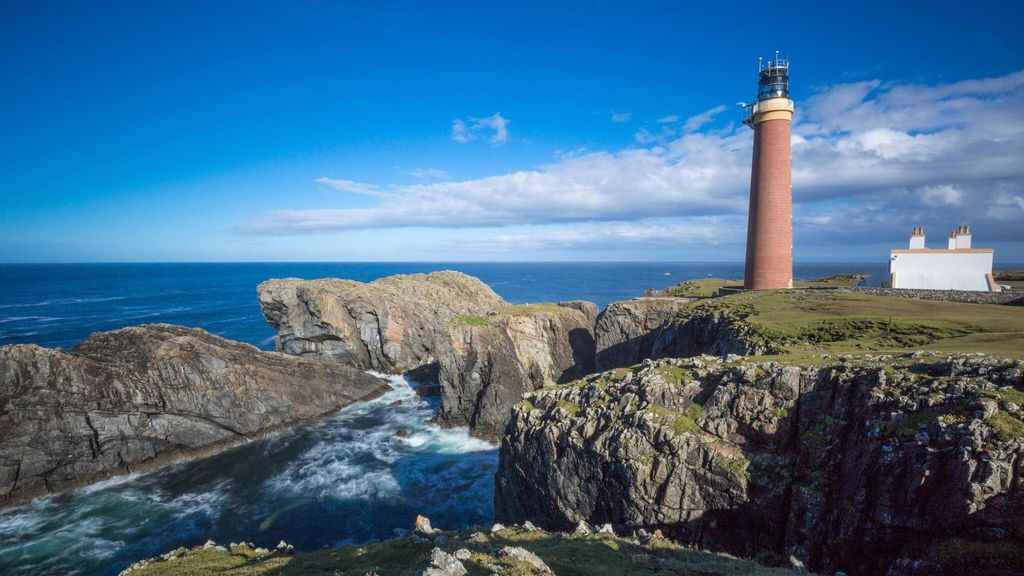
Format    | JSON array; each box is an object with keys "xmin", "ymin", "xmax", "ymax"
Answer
[
  {"xmin": 3, "ymin": 270, "xmax": 1024, "ymax": 575},
  {"xmin": 0, "ymin": 324, "xmax": 389, "ymax": 506},
  {"xmin": 258, "ymin": 271, "xmax": 595, "ymax": 441}
]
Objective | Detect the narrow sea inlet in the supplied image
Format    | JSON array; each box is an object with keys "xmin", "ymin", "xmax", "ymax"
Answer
[
  {"xmin": 0, "ymin": 374, "xmax": 496, "ymax": 576},
  {"xmin": 0, "ymin": 262, "xmax": 884, "ymax": 575}
]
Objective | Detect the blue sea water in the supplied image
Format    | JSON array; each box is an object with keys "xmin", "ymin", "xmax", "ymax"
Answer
[
  {"xmin": 0, "ymin": 262, "xmax": 886, "ymax": 575},
  {"xmin": 0, "ymin": 262, "xmax": 886, "ymax": 350}
]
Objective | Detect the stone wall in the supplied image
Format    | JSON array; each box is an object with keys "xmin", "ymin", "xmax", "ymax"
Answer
[{"xmin": 845, "ymin": 287, "xmax": 1024, "ymax": 305}]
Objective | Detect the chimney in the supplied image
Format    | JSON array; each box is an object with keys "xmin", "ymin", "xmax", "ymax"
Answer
[
  {"xmin": 948, "ymin": 229, "xmax": 956, "ymax": 250},
  {"xmin": 909, "ymin": 226, "xmax": 926, "ymax": 250},
  {"xmin": 955, "ymin": 225, "xmax": 972, "ymax": 249}
]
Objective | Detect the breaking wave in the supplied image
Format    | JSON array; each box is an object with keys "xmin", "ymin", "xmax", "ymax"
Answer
[{"xmin": 0, "ymin": 374, "xmax": 496, "ymax": 576}]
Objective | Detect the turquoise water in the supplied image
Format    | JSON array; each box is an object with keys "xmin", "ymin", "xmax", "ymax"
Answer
[{"xmin": 0, "ymin": 262, "xmax": 886, "ymax": 575}]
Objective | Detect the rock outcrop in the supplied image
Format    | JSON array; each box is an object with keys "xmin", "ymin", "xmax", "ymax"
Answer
[
  {"xmin": 595, "ymin": 298, "xmax": 770, "ymax": 370},
  {"xmin": 258, "ymin": 271, "xmax": 506, "ymax": 369},
  {"xmin": 437, "ymin": 303, "xmax": 595, "ymax": 440},
  {"xmin": 258, "ymin": 272, "xmax": 595, "ymax": 441},
  {"xmin": 496, "ymin": 353, "xmax": 1024, "ymax": 576},
  {"xmin": 0, "ymin": 324, "xmax": 389, "ymax": 505}
]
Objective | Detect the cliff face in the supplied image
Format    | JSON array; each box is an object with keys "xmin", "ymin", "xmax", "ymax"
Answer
[
  {"xmin": 595, "ymin": 298, "xmax": 770, "ymax": 370},
  {"xmin": 496, "ymin": 354, "xmax": 1024, "ymax": 576},
  {"xmin": 257, "ymin": 272, "xmax": 595, "ymax": 441},
  {"xmin": 258, "ymin": 271, "xmax": 506, "ymax": 370},
  {"xmin": 437, "ymin": 305, "xmax": 595, "ymax": 440},
  {"xmin": 0, "ymin": 324, "xmax": 389, "ymax": 505}
]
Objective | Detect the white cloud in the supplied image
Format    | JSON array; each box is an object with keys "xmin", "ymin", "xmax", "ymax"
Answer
[
  {"xmin": 452, "ymin": 112, "xmax": 509, "ymax": 145},
  {"xmin": 611, "ymin": 111, "xmax": 632, "ymax": 123},
  {"xmin": 457, "ymin": 218, "xmax": 736, "ymax": 253},
  {"xmin": 682, "ymin": 105, "xmax": 727, "ymax": 132},
  {"xmin": 919, "ymin": 184, "xmax": 963, "ymax": 206},
  {"xmin": 657, "ymin": 115, "xmax": 680, "ymax": 123},
  {"xmin": 409, "ymin": 168, "xmax": 450, "ymax": 181},
  {"xmin": 314, "ymin": 177, "xmax": 389, "ymax": 197},
  {"xmin": 248, "ymin": 70, "xmax": 1024, "ymax": 252}
]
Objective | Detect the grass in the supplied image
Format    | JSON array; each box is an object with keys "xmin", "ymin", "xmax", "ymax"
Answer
[
  {"xmin": 457, "ymin": 314, "xmax": 489, "ymax": 326},
  {"xmin": 655, "ymin": 273, "xmax": 864, "ymax": 299},
  {"xmin": 123, "ymin": 528, "xmax": 808, "ymax": 576},
  {"xmin": 793, "ymin": 273, "xmax": 867, "ymax": 288},
  {"xmin": 557, "ymin": 399, "xmax": 581, "ymax": 416},
  {"xmin": 688, "ymin": 289, "xmax": 1024, "ymax": 359},
  {"xmin": 989, "ymin": 412, "xmax": 1024, "ymax": 442},
  {"xmin": 496, "ymin": 303, "xmax": 566, "ymax": 316},
  {"xmin": 645, "ymin": 403, "xmax": 704, "ymax": 436},
  {"xmin": 658, "ymin": 278, "xmax": 739, "ymax": 299}
]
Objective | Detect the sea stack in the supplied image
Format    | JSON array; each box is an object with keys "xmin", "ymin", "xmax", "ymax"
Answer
[{"xmin": 743, "ymin": 53, "xmax": 794, "ymax": 290}]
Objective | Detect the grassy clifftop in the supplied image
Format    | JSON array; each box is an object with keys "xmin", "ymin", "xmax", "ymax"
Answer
[
  {"xmin": 121, "ymin": 525, "xmax": 806, "ymax": 576},
  {"xmin": 655, "ymin": 274, "xmax": 866, "ymax": 299},
  {"xmin": 683, "ymin": 289, "xmax": 1024, "ymax": 360}
]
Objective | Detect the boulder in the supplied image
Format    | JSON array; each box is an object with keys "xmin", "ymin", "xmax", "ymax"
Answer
[
  {"xmin": 422, "ymin": 547, "xmax": 467, "ymax": 576},
  {"xmin": 0, "ymin": 324, "xmax": 389, "ymax": 505},
  {"xmin": 499, "ymin": 546, "xmax": 553, "ymax": 574}
]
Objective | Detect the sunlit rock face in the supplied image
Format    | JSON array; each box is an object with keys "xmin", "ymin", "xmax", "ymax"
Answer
[
  {"xmin": 258, "ymin": 272, "xmax": 595, "ymax": 441},
  {"xmin": 0, "ymin": 324, "xmax": 389, "ymax": 506}
]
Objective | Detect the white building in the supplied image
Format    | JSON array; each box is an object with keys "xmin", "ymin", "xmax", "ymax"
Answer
[{"xmin": 889, "ymin": 226, "xmax": 999, "ymax": 292}]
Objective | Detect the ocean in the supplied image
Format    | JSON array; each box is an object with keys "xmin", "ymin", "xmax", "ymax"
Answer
[{"xmin": 0, "ymin": 262, "xmax": 885, "ymax": 575}]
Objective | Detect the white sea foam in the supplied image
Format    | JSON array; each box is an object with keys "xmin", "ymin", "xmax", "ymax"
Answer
[
  {"xmin": 0, "ymin": 371, "xmax": 497, "ymax": 576},
  {"xmin": 265, "ymin": 373, "xmax": 494, "ymax": 502},
  {"xmin": 76, "ymin": 472, "xmax": 144, "ymax": 495},
  {"xmin": 0, "ymin": 316, "xmax": 63, "ymax": 324}
]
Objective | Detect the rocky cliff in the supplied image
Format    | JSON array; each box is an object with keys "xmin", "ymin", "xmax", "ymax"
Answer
[
  {"xmin": 258, "ymin": 271, "xmax": 506, "ymax": 370},
  {"xmin": 496, "ymin": 353, "xmax": 1024, "ymax": 576},
  {"xmin": 437, "ymin": 303, "xmax": 595, "ymax": 440},
  {"xmin": 0, "ymin": 324, "xmax": 389, "ymax": 505},
  {"xmin": 257, "ymin": 272, "xmax": 595, "ymax": 441},
  {"xmin": 595, "ymin": 298, "xmax": 770, "ymax": 370}
]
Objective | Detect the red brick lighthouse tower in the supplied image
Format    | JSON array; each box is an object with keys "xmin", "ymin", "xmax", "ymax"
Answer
[{"xmin": 743, "ymin": 53, "xmax": 794, "ymax": 290}]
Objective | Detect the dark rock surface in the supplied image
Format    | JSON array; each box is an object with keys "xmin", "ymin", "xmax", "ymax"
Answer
[
  {"xmin": 496, "ymin": 353, "xmax": 1024, "ymax": 576},
  {"xmin": 0, "ymin": 324, "xmax": 389, "ymax": 506},
  {"xmin": 258, "ymin": 272, "xmax": 595, "ymax": 441}
]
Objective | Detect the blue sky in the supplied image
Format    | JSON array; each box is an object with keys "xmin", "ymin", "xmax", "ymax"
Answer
[{"xmin": 2, "ymin": 1, "xmax": 1023, "ymax": 263}]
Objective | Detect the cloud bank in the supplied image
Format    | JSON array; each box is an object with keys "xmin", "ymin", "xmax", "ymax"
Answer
[{"xmin": 247, "ymin": 70, "xmax": 1024, "ymax": 255}]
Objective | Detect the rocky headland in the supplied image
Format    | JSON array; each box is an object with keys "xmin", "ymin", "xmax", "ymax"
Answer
[
  {"xmin": 0, "ymin": 323, "xmax": 389, "ymax": 505},
  {"xmin": 258, "ymin": 271, "xmax": 595, "ymax": 440},
  {"xmin": 495, "ymin": 353, "xmax": 1024, "ymax": 575},
  {"xmin": 7, "ymin": 270, "xmax": 1024, "ymax": 576}
]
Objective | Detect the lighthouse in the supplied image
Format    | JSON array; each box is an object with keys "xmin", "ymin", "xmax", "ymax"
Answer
[{"xmin": 742, "ymin": 53, "xmax": 794, "ymax": 290}]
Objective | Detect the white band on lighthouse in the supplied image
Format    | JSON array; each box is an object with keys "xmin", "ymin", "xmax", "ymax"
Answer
[{"xmin": 751, "ymin": 98, "xmax": 794, "ymax": 124}]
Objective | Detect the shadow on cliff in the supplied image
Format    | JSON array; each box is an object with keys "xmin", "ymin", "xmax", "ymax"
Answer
[
  {"xmin": 506, "ymin": 364, "xmax": 1024, "ymax": 576},
  {"xmin": 594, "ymin": 316, "xmax": 749, "ymax": 371},
  {"xmin": 699, "ymin": 372, "xmax": 1018, "ymax": 575},
  {"xmin": 559, "ymin": 327, "xmax": 596, "ymax": 383}
]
